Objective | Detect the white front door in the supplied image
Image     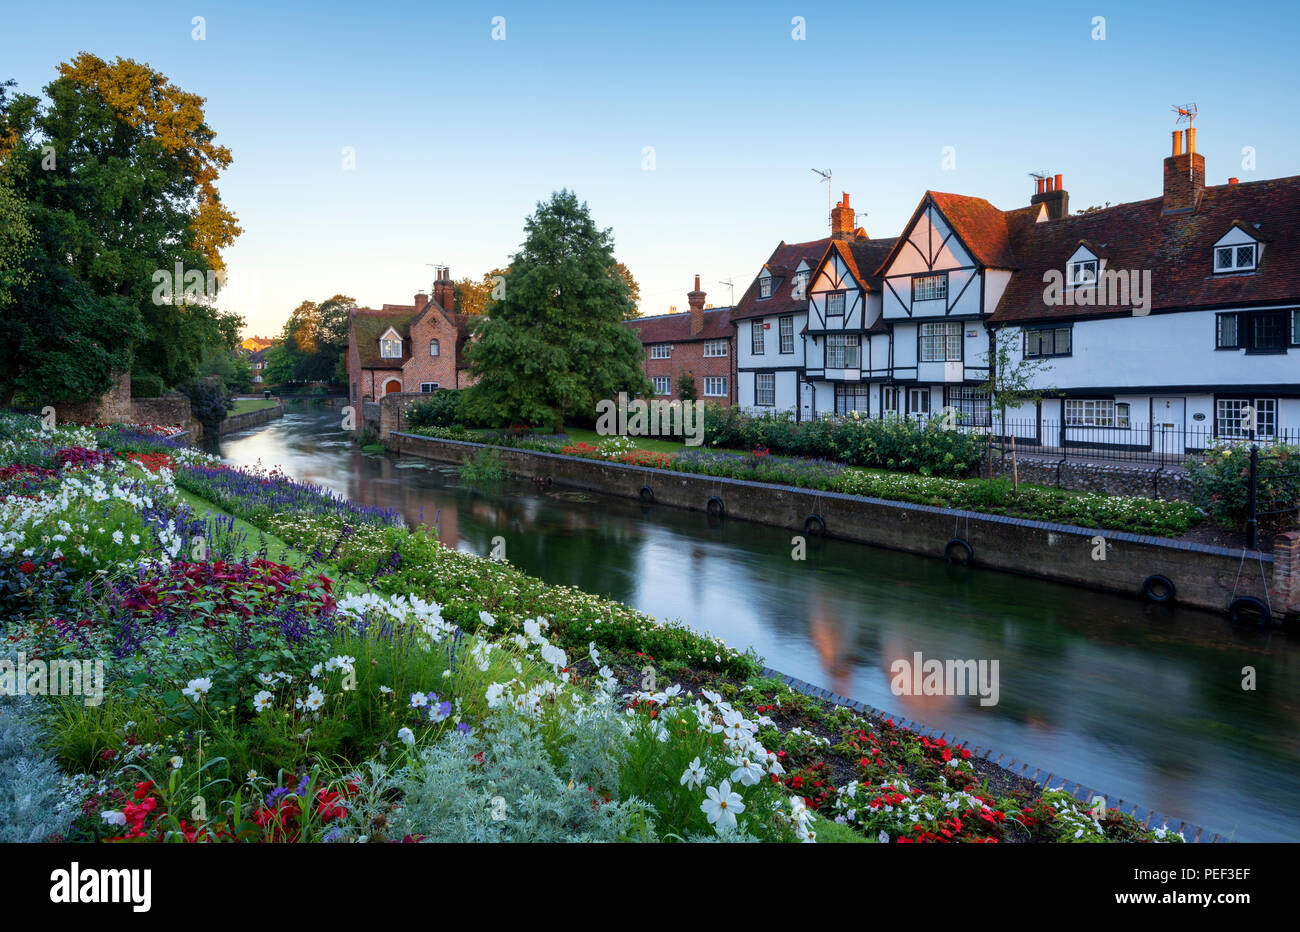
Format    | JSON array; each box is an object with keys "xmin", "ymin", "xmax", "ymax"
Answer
[
  {"xmin": 801, "ymin": 382, "xmax": 814, "ymax": 421},
  {"xmin": 1152, "ymin": 397, "xmax": 1185, "ymax": 457}
]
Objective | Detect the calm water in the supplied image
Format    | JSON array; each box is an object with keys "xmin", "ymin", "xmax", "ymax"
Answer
[{"xmin": 219, "ymin": 404, "xmax": 1300, "ymax": 841}]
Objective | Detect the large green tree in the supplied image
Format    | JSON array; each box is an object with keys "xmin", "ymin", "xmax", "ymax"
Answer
[
  {"xmin": 267, "ymin": 294, "xmax": 355, "ymax": 384},
  {"xmin": 463, "ymin": 190, "xmax": 652, "ymax": 430},
  {"xmin": 0, "ymin": 55, "xmax": 242, "ymax": 404}
]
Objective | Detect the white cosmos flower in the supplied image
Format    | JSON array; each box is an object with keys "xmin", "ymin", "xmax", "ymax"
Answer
[
  {"xmin": 728, "ymin": 753, "xmax": 764, "ymax": 787},
  {"xmin": 100, "ymin": 811, "xmax": 127, "ymax": 826},
  {"xmin": 680, "ymin": 757, "xmax": 706, "ymax": 789},
  {"xmin": 253, "ymin": 690, "xmax": 274, "ymax": 712},
  {"xmin": 701, "ymin": 780, "xmax": 745, "ymax": 833},
  {"xmin": 181, "ymin": 677, "xmax": 212, "ymax": 701},
  {"xmin": 397, "ymin": 727, "xmax": 415, "ymax": 746},
  {"xmin": 169, "ymin": 756, "xmax": 183, "ymax": 770}
]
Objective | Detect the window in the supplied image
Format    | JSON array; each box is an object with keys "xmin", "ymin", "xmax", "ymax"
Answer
[
  {"xmin": 1216, "ymin": 310, "xmax": 1296, "ymax": 352},
  {"xmin": 1216, "ymin": 313, "xmax": 1240, "ymax": 349},
  {"xmin": 758, "ymin": 276, "xmax": 773, "ymax": 299},
  {"xmin": 792, "ymin": 270, "xmax": 809, "ymax": 299},
  {"xmin": 920, "ymin": 321, "xmax": 962, "ymax": 362},
  {"xmin": 351, "ymin": 382, "xmax": 357, "ymax": 401},
  {"xmin": 755, "ymin": 373, "xmax": 775, "ymax": 406},
  {"xmin": 834, "ymin": 383, "xmax": 869, "ymax": 414},
  {"xmin": 826, "ymin": 292, "xmax": 846, "ymax": 317},
  {"xmin": 1065, "ymin": 399, "xmax": 1129, "ymax": 428},
  {"xmin": 429, "ymin": 339, "xmax": 440, "ymax": 357},
  {"xmin": 779, "ymin": 316, "xmax": 794, "ymax": 354},
  {"xmin": 704, "ymin": 376, "xmax": 728, "ymax": 397},
  {"xmin": 703, "ymin": 339, "xmax": 728, "ymax": 357},
  {"xmin": 881, "ymin": 386, "xmax": 899, "ymax": 414},
  {"xmin": 1025, "ymin": 326, "xmax": 1072, "ymax": 358},
  {"xmin": 420, "ymin": 382, "xmax": 440, "ymax": 393},
  {"xmin": 652, "ymin": 376, "xmax": 671, "ymax": 395},
  {"xmin": 826, "ymin": 334, "xmax": 860, "ymax": 368},
  {"xmin": 1069, "ymin": 259, "xmax": 1098, "ymax": 286},
  {"xmin": 913, "ymin": 273, "xmax": 948, "ymax": 302},
  {"xmin": 945, "ymin": 386, "xmax": 989, "ymax": 425},
  {"xmin": 1217, "ymin": 398, "xmax": 1277, "ymax": 439},
  {"xmin": 751, "ymin": 321, "xmax": 765, "ymax": 355},
  {"xmin": 380, "ymin": 336, "xmax": 402, "ymax": 358},
  {"xmin": 650, "ymin": 344, "xmax": 672, "ymax": 359},
  {"xmin": 1215, "ymin": 243, "xmax": 1257, "ymax": 272}
]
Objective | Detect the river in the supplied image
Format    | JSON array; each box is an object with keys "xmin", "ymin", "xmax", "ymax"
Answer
[{"xmin": 218, "ymin": 403, "xmax": 1300, "ymax": 841}]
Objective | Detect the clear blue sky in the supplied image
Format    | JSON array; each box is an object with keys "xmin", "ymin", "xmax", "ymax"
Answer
[{"xmin": 5, "ymin": 0, "xmax": 1299, "ymax": 336}]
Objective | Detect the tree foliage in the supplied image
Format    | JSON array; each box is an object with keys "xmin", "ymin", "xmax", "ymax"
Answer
[
  {"xmin": 454, "ymin": 269, "xmax": 508, "ymax": 317},
  {"xmin": 264, "ymin": 294, "xmax": 354, "ymax": 384},
  {"xmin": 0, "ymin": 55, "xmax": 242, "ymax": 404},
  {"xmin": 463, "ymin": 191, "xmax": 652, "ymax": 429}
]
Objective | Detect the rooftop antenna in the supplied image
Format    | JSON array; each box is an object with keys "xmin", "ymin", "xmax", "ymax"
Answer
[
  {"xmin": 1171, "ymin": 104, "xmax": 1198, "ymax": 181},
  {"xmin": 718, "ymin": 278, "xmax": 735, "ymax": 304},
  {"xmin": 1172, "ymin": 103, "xmax": 1197, "ymax": 126},
  {"xmin": 425, "ymin": 262, "xmax": 448, "ymax": 293},
  {"xmin": 811, "ymin": 168, "xmax": 832, "ymax": 213}
]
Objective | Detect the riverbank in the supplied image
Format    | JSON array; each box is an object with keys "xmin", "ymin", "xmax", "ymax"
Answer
[
  {"xmin": 219, "ymin": 397, "xmax": 285, "ymax": 435},
  {"xmin": 388, "ymin": 430, "xmax": 1293, "ymax": 622},
  {"xmin": 0, "ymin": 411, "xmax": 1194, "ymax": 843}
]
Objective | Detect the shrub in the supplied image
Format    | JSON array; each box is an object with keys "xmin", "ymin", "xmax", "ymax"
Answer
[
  {"xmin": 1186, "ymin": 442, "xmax": 1300, "ymax": 531},
  {"xmin": 130, "ymin": 373, "xmax": 166, "ymax": 398},
  {"xmin": 405, "ymin": 390, "xmax": 465, "ymax": 429},
  {"xmin": 182, "ymin": 377, "xmax": 234, "ymax": 437},
  {"xmin": 459, "ymin": 448, "xmax": 506, "ymax": 482},
  {"xmin": 0, "ymin": 694, "xmax": 76, "ymax": 842}
]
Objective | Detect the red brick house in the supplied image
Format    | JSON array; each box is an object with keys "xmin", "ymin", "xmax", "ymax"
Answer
[
  {"xmin": 346, "ymin": 270, "xmax": 475, "ymax": 402},
  {"xmin": 627, "ymin": 276, "xmax": 735, "ymax": 404}
]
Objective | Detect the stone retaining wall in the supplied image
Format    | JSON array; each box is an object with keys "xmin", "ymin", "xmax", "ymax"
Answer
[
  {"xmin": 218, "ymin": 401, "xmax": 285, "ymax": 436},
  {"xmin": 991, "ymin": 455, "xmax": 1195, "ymax": 501},
  {"xmin": 389, "ymin": 431, "xmax": 1293, "ymax": 621}
]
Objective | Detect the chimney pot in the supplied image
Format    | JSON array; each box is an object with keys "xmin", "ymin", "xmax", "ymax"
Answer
[
  {"xmin": 1172, "ymin": 130, "xmax": 1183, "ymax": 156},
  {"xmin": 1054, "ymin": 173, "xmax": 1063, "ymax": 192},
  {"xmin": 1187, "ymin": 127, "xmax": 1196, "ymax": 155},
  {"xmin": 1036, "ymin": 177, "xmax": 1044, "ymax": 194},
  {"xmin": 1229, "ymin": 177, "xmax": 1239, "ymax": 185}
]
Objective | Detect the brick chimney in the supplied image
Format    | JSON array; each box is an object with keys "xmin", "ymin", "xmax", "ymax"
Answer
[
  {"xmin": 1163, "ymin": 128, "xmax": 1205, "ymax": 214},
  {"xmin": 830, "ymin": 192, "xmax": 856, "ymax": 240},
  {"xmin": 433, "ymin": 268, "xmax": 455, "ymax": 313},
  {"xmin": 688, "ymin": 275, "xmax": 705, "ymax": 336},
  {"xmin": 414, "ymin": 292, "xmax": 430, "ymax": 312},
  {"xmin": 1031, "ymin": 173, "xmax": 1069, "ymax": 220}
]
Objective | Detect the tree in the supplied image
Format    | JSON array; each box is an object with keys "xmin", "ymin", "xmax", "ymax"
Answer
[
  {"xmin": 676, "ymin": 370, "xmax": 697, "ymax": 402},
  {"xmin": 463, "ymin": 190, "xmax": 653, "ymax": 430},
  {"xmin": 270, "ymin": 294, "xmax": 354, "ymax": 383},
  {"xmin": 975, "ymin": 326, "xmax": 1055, "ymax": 486},
  {"xmin": 0, "ymin": 55, "xmax": 242, "ymax": 402},
  {"xmin": 454, "ymin": 269, "xmax": 508, "ymax": 316},
  {"xmin": 614, "ymin": 261, "xmax": 641, "ymax": 317}
]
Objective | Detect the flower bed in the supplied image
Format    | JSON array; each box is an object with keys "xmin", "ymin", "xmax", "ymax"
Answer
[{"xmin": 0, "ymin": 413, "xmax": 1188, "ymax": 843}]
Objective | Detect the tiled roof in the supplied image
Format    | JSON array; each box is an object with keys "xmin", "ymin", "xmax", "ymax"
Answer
[
  {"xmin": 351, "ymin": 308, "xmax": 416, "ymax": 369},
  {"xmin": 991, "ymin": 175, "xmax": 1300, "ymax": 322},
  {"xmin": 826, "ymin": 237, "xmax": 898, "ymax": 290},
  {"xmin": 627, "ymin": 307, "xmax": 734, "ymax": 343},
  {"xmin": 731, "ymin": 237, "xmax": 835, "ymax": 322}
]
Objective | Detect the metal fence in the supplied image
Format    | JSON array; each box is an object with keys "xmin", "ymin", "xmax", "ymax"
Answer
[{"xmin": 907, "ymin": 415, "xmax": 1300, "ymax": 467}]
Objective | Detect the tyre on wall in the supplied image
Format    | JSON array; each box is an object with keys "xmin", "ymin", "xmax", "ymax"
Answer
[
  {"xmin": 639, "ymin": 485, "xmax": 654, "ymax": 505},
  {"xmin": 803, "ymin": 514, "xmax": 825, "ymax": 537},
  {"xmin": 706, "ymin": 496, "xmax": 724, "ymax": 518},
  {"xmin": 945, "ymin": 537, "xmax": 973, "ymax": 566},
  {"xmin": 1140, "ymin": 574, "xmax": 1176, "ymax": 604},
  {"xmin": 1228, "ymin": 596, "xmax": 1270, "ymax": 627}
]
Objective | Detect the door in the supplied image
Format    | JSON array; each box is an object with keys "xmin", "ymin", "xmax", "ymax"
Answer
[
  {"xmin": 383, "ymin": 379, "xmax": 403, "ymax": 395},
  {"xmin": 802, "ymin": 381, "xmax": 814, "ymax": 421},
  {"xmin": 1151, "ymin": 397, "xmax": 1184, "ymax": 459},
  {"xmin": 907, "ymin": 387, "xmax": 930, "ymax": 418}
]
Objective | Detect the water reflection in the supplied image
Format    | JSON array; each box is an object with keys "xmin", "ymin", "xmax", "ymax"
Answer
[{"xmin": 219, "ymin": 404, "xmax": 1300, "ymax": 841}]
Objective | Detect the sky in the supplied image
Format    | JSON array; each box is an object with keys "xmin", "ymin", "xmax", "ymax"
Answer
[{"xmin": 4, "ymin": 0, "xmax": 1300, "ymax": 337}]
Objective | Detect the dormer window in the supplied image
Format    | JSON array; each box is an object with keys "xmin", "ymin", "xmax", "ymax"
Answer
[
  {"xmin": 1069, "ymin": 259, "xmax": 1098, "ymax": 287},
  {"xmin": 758, "ymin": 275, "xmax": 773, "ymax": 299},
  {"xmin": 1215, "ymin": 243, "xmax": 1256, "ymax": 272},
  {"xmin": 380, "ymin": 329, "xmax": 403, "ymax": 358},
  {"xmin": 791, "ymin": 270, "xmax": 809, "ymax": 298}
]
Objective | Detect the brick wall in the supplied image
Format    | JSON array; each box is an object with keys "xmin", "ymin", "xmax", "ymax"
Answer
[
  {"xmin": 403, "ymin": 312, "xmax": 462, "ymax": 391},
  {"xmin": 645, "ymin": 340, "xmax": 734, "ymax": 405}
]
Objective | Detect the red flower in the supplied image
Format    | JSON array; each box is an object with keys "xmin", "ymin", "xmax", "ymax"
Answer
[{"xmin": 19, "ymin": 562, "xmax": 36, "ymax": 574}]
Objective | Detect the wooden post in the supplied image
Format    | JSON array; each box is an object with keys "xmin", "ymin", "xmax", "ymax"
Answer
[{"xmin": 1011, "ymin": 434, "xmax": 1019, "ymax": 490}]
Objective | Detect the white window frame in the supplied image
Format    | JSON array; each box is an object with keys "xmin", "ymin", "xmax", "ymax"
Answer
[
  {"xmin": 652, "ymin": 376, "xmax": 671, "ymax": 396},
  {"xmin": 1069, "ymin": 259, "xmax": 1098, "ymax": 287},
  {"xmin": 1217, "ymin": 397, "xmax": 1277, "ymax": 439},
  {"xmin": 826, "ymin": 292, "xmax": 846, "ymax": 317},
  {"xmin": 1065, "ymin": 399, "xmax": 1129, "ymax": 428},
  {"xmin": 429, "ymin": 339, "xmax": 440, "ymax": 356},
  {"xmin": 420, "ymin": 382, "xmax": 439, "ymax": 393},
  {"xmin": 703, "ymin": 339, "xmax": 728, "ymax": 357},
  {"xmin": 758, "ymin": 275, "xmax": 773, "ymax": 299},
  {"xmin": 913, "ymin": 273, "xmax": 948, "ymax": 302},
  {"xmin": 826, "ymin": 333, "xmax": 860, "ymax": 369},
  {"xmin": 946, "ymin": 386, "xmax": 990, "ymax": 426},
  {"xmin": 754, "ymin": 373, "xmax": 775, "ymax": 406},
  {"xmin": 920, "ymin": 321, "xmax": 962, "ymax": 362},
  {"xmin": 751, "ymin": 321, "xmax": 765, "ymax": 355},
  {"xmin": 779, "ymin": 316, "xmax": 794, "ymax": 354},
  {"xmin": 380, "ymin": 337, "xmax": 402, "ymax": 359},
  {"xmin": 1214, "ymin": 243, "xmax": 1257, "ymax": 273},
  {"xmin": 650, "ymin": 343, "xmax": 672, "ymax": 359},
  {"xmin": 834, "ymin": 383, "xmax": 869, "ymax": 414},
  {"xmin": 792, "ymin": 270, "xmax": 809, "ymax": 299},
  {"xmin": 703, "ymin": 376, "xmax": 727, "ymax": 397}
]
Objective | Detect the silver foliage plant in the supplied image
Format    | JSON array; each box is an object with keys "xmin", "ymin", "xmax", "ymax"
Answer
[{"xmin": 0, "ymin": 694, "xmax": 77, "ymax": 842}]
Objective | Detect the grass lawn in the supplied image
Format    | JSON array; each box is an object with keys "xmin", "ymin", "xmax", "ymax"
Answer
[
  {"xmin": 176, "ymin": 487, "xmax": 307, "ymax": 568},
  {"xmin": 229, "ymin": 398, "xmax": 279, "ymax": 415}
]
